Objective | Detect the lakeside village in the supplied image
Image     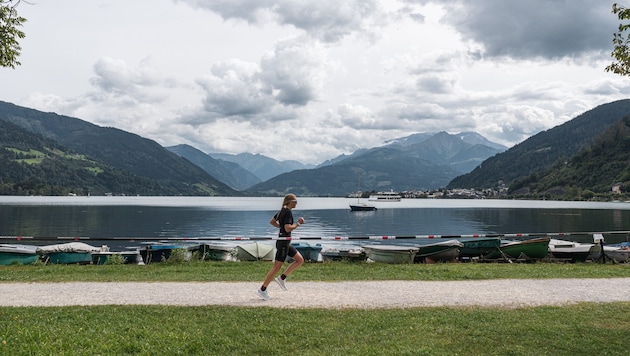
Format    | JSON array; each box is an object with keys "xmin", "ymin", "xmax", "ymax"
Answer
[
  {"xmin": 349, "ymin": 185, "xmax": 510, "ymax": 200},
  {"xmin": 351, "ymin": 181, "xmax": 630, "ymax": 201}
]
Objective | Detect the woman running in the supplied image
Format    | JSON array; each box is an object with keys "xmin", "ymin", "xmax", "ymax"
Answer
[{"xmin": 257, "ymin": 193, "xmax": 305, "ymax": 300}]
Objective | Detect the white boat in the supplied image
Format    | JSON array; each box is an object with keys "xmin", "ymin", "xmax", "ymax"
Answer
[
  {"xmin": 548, "ymin": 239, "xmax": 601, "ymax": 262},
  {"xmin": 368, "ymin": 190, "xmax": 402, "ymax": 202},
  {"xmin": 321, "ymin": 246, "xmax": 366, "ymax": 262},
  {"xmin": 363, "ymin": 244, "xmax": 418, "ymax": 264},
  {"xmin": 235, "ymin": 242, "xmax": 274, "ymax": 261}
]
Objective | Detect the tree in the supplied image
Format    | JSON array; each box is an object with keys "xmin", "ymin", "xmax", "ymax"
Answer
[
  {"xmin": 606, "ymin": 4, "xmax": 630, "ymax": 76},
  {"xmin": 0, "ymin": 0, "xmax": 26, "ymax": 69}
]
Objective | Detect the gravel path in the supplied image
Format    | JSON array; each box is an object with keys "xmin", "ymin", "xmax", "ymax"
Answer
[{"xmin": 2, "ymin": 278, "xmax": 630, "ymax": 309}]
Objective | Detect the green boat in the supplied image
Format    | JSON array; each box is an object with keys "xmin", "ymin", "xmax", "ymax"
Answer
[
  {"xmin": 484, "ymin": 237, "xmax": 550, "ymax": 260},
  {"xmin": 457, "ymin": 237, "xmax": 502, "ymax": 259},
  {"xmin": 0, "ymin": 244, "xmax": 39, "ymax": 265}
]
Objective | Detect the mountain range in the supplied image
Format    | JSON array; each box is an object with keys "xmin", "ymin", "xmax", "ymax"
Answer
[
  {"xmin": 242, "ymin": 131, "xmax": 506, "ymax": 196},
  {"xmin": 2, "ymin": 98, "xmax": 630, "ymax": 198}
]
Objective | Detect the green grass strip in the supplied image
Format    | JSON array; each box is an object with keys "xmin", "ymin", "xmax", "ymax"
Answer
[
  {"xmin": 1, "ymin": 261, "xmax": 629, "ymax": 282},
  {"xmin": 1, "ymin": 303, "xmax": 629, "ymax": 355}
]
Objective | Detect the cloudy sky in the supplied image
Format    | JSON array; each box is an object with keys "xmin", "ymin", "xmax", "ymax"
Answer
[{"xmin": 1, "ymin": 0, "xmax": 629, "ymax": 164}]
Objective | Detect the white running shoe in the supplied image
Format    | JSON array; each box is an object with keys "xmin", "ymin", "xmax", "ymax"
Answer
[
  {"xmin": 275, "ymin": 276, "xmax": 287, "ymax": 291},
  {"xmin": 257, "ymin": 288, "xmax": 271, "ymax": 301}
]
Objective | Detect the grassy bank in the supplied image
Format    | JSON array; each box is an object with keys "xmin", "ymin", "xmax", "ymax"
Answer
[
  {"xmin": 2, "ymin": 262, "xmax": 629, "ymax": 355},
  {"xmin": 1, "ymin": 260, "xmax": 629, "ymax": 282}
]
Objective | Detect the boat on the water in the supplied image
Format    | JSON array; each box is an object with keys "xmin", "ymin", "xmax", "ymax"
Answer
[
  {"xmin": 414, "ymin": 239, "xmax": 463, "ymax": 263},
  {"xmin": 548, "ymin": 239, "xmax": 601, "ymax": 262},
  {"xmin": 368, "ymin": 190, "xmax": 402, "ymax": 202},
  {"xmin": 37, "ymin": 242, "xmax": 101, "ymax": 264},
  {"xmin": 349, "ymin": 203, "xmax": 377, "ymax": 211},
  {"xmin": 0, "ymin": 243, "xmax": 39, "ymax": 265},
  {"xmin": 484, "ymin": 237, "xmax": 550, "ymax": 260},
  {"xmin": 235, "ymin": 242, "xmax": 274, "ymax": 261},
  {"xmin": 349, "ymin": 176, "xmax": 377, "ymax": 211},
  {"xmin": 363, "ymin": 244, "xmax": 418, "ymax": 264}
]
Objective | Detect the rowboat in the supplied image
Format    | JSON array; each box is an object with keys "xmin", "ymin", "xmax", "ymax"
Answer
[
  {"xmin": 290, "ymin": 241, "xmax": 322, "ymax": 262},
  {"xmin": 0, "ymin": 244, "xmax": 39, "ymax": 265},
  {"xmin": 321, "ymin": 245, "xmax": 366, "ymax": 262},
  {"xmin": 456, "ymin": 237, "xmax": 501, "ymax": 259},
  {"xmin": 548, "ymin": 239, "xmax": 600, "ymax": 262},
  {"xmin": 484, "ymin": 237, "xmax": 550, "ymax": 260},
  {"xmin": 602, "ymin": 246, "xmax": 629, "ymax": 263},
  {"xmin": 37, "ymin": 242, "xmax": 101, "ymax": 264},
  {"xmin": 91, "ymin": 250, "xmax": 144, "ymax": 265},
  {"xmin": 140, "ymin": 242, "xmax": 202, "ymax": 263},
  {"xmin": 414, "ymin": 240, "xmax": 463, "ymax": 263},
  {"xmin": 235, "ymin": 242, "xmax": 274, "ymax": 261},
  {"xmin": 199, "ymin": 242, "xmax": 235, "ymax": 261},
  {"xmin": 363, "ymin": 244, "xmax": 419, "ymax": 264}
]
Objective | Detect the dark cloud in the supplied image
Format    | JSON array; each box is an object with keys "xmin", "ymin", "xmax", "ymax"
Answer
[
  {"xmin": 178, "ymin": 0, "xmax": 383, "ymax": 43},
  {"xmin": 415, "ymin": 0, "xmax": 615, "ymax": 60}
]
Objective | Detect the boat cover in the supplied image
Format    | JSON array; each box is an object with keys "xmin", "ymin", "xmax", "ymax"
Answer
[
  {"xmin": 37, "ymin": 242, "xmax": 101, "ymax": 254},
  {"xmin": 0, "ymin": 244, "xmax": 39, "ymax": 254},
  {"xmin": 236, "ymin": 242, "xmax": 274, "ymax": 261}
]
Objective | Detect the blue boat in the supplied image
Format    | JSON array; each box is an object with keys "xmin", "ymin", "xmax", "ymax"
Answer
[
  {"xmin": 37, "ymin": 242, "xmax": 101, "ymax": 264},
  {"xmin": 290, "ymin": 241, "xmax": 322, "ymax": 262}
]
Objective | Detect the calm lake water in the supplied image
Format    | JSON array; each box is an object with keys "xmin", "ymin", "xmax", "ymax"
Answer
[{"xmin": 1, "ymin": 196, "xmax": 630, "ymax": 249}]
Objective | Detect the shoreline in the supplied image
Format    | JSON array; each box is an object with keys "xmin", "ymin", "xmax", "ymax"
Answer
[{"xmin": 2, "ymin": 278, "xmax": 630, "ymax": 309}]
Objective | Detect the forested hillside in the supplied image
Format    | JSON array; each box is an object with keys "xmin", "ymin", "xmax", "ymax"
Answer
[
  {"xmin": 0, "ymin": 101, "xmax": 238, "ymax": 196},
  {"xmin": 0, "ymin": 120, "xmax": 175, "ymax": 195},
  {"xmin": 448, "ymin": 99, "xmax": 630, "ymax": 189},
  {"xmin": 509, "ymin": 115, "xmax": 630, "ymax": 200}
]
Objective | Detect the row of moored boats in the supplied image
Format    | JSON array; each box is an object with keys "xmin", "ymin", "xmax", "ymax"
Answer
[{"xmin": 1, "ymin": 235, "xmax": 628, "ymax": 266}]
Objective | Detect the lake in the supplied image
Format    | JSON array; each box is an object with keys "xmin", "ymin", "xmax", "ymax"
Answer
[{"xmin": 1, "ymin": 196, "xmax": 630, "ymax": 249}]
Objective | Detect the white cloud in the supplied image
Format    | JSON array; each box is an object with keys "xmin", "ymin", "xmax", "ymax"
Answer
[{"xmin": 2, "ymin": 0, "xmax": 628, "ymax": 165}]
